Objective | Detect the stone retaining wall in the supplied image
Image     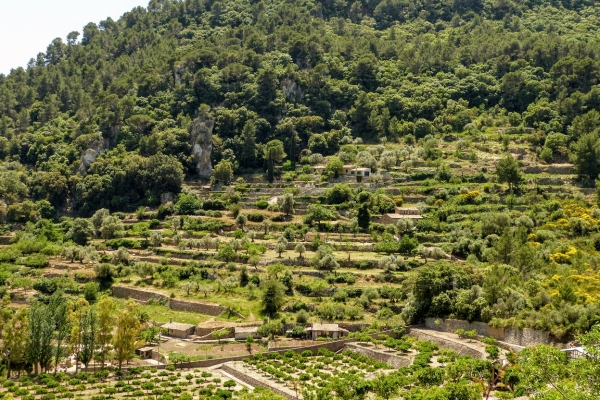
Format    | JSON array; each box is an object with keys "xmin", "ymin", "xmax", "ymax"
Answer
[
  {"xmin": 112, "ymin": 285, "xmax": 169, "ymax": 303},
  {"xmin": 170, "ymin": 299, "xmax": 227, "ymax": 317},
  {"xmin": 221, "ymin": 363, "xmax": 295, "ymax": 399},
  {"xmin": 424, "ymin": 318, "xmax": 554, "ymax": 347},
  {"xmin": 408, "ymin": 329, "xmax": 485, "ymax": 359},
  {"xmin": 344, "ymin": 343, "xmax": 412, "ymax": 368},
  {"xmin": 112, "ymin": 285, "xmax": 243, "ymax": 318}
]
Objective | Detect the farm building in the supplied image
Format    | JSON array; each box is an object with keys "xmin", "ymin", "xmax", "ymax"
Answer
[
  {"xmin": 135, "ymin": 346, "xmax": 154, "ymax": 359},
  {"xmin": 380, "ymin": 207, "xmax": 423, "ymax": 225},
  {"xmin": 161, "ymin": 321, "xmax": 196, "ymax": 339},
  {"xmin": 562, "ymin": 347, "xmax": 589, "ymax": 360},
  {"xmin": 305, "ymin": 323, "xmax": 349, "ymax": 340},
  {"xmin": 234, "ymin": 326, "xmax": 261, "ymax": 340}
]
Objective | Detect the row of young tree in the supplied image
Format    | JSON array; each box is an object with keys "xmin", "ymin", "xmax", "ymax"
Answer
[{"xmin": 0, "ymin": 294, "xmax": 144, "ymax": 377}]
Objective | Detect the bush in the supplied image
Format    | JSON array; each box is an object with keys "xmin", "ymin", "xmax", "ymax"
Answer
[
  {"xmin": 325, "ymin": 183, "xmax": 354, "ymax": 204},
  {"xmin": 105, "ymin": 238, "xmax": 141, "ymax": 249},
  {"xmin": 16, "ymin": 254, "xmax": 49, "ymax": 268},
  {"xmin": 202, "ymin": 199, "xmax": 226, "ymax": 210},
  {"xmin": 247, "ymin": 212, "xmax": 264, "ymax": 222},
  {"xmin": 33, "ymin": 278, "xmax": 58, "ymax": 294},
  {"xmin": 256, "ymin": 200, "xmax": 269, "ymax": 209}
]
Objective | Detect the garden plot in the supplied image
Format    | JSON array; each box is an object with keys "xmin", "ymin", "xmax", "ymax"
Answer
[
  {"xmin": 239, "ymin": 348, "xmax": 394, "ymax": 395},
  {"xmin": 0, "ymin": 367, "xmax": 243, "ymax": 400}
]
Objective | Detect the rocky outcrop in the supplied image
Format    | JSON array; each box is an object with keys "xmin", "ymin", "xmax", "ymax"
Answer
[
  {"xmin": 191, "ymin": 109, "xmax": 215, "ymax": 179},
  {"xmin": 77, "ymin": 134, "xmax": 105, "ymax": 174}
]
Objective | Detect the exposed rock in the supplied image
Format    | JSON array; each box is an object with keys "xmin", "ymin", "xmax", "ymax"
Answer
[
  {"xmin": 547, "ymin": 164, "xmax": 575, "ymax": 174},
  {"xmin": 281, "ymin": 77, "xmax": 304, "ymax": 102},
  {"xmin": 523, "ymin": 166, "xmax": 543, "ymax": 174},
  {"xmin": 160, "ymin": 192, "xmax": 175, "ymax": 204},
  {"xmin": 77, "ymin": 134, "xmax": 104, "ymax": 174},
  {"xmin": 174, "ymin": 64, "xmax": 184, "ymax": 85},
  {"xmin": 191, "ymin": 110, "xmax": 215, "ymax": 179}
]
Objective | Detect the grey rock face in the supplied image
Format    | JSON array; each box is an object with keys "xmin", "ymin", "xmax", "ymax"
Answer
[
  {"xmin": 77, "ymin": 134, "xmax": 104, "ymax": 174},
  {"xmin": 191, "ymin": 113, "xmax": 215, "ymax": 178}
]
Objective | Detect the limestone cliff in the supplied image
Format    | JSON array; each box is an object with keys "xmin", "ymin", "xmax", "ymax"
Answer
[
  {"xmin": 191, "ymin": 109, "xmax": 215, "ymax": 179},
  {"xmin": 77, "ymin": 133, "xmax": 105, "ymax": 174}
]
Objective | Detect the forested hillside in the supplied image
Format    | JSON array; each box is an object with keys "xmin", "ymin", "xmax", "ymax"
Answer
[{"xmin": 1, "ymin": 0, "xmax": 600, "ymax": 214}]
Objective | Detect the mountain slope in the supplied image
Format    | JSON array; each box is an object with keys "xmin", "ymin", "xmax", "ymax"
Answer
[{"xmin": 0, "ymin": 0, "xmax": 599, "ymax": 213}]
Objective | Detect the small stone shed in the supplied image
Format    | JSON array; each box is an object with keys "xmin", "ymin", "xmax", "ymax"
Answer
[
  {"xmin": 135, "ymin": 346, "xmax": 154, "ymax": 359},
  {"xmin": 306, "ymin": 323, "xmax": 349, "ymax": 340},
  {"xmin": 234, "ymin": 326, "xmax": 261, "ymax": 340},
  {"xmin": 161, "ymin": 321, "xmax": 196, "ymax": 339}
]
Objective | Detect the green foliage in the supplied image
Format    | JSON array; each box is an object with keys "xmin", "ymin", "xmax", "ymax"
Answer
[
  {"xmin": 495, "ymin": 154, "xmax": 522, "ymax": 190},
  {"xmin": 261, "ymin": 279, "xmax": 286, "ymax": 315}
]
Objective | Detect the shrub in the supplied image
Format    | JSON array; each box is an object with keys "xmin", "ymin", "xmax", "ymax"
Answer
[
  {"xmin": 202, "ymin": 199, "xmax": 226, "ymax": 210},
  {"xmin": 17, "ymin": 254, "xmax": 49, "ymax": 268},
  {"xmin": 247, "ymin": 212, "xmax": 264, "ymax": 222},
  {"xmin": 256, "ymin": 200, "xmax": 269, "ymax": 209}
]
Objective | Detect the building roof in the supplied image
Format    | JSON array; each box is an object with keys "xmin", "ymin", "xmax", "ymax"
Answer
[
  {"xmin": 136, "ymin": 346, "xmax": 155, "ymax": 352},
  {"xmin": 385, "ymin": 213, "xmax": 424, "ymax": 219},
  {"xmin": 397, "ymin": 207, "xmax": 419, "ymax": 211},
  {"xmin": 235, "ymin": 326, "xmax": 259, "ymax": 334},
  {"xmin": 162, "ymin": 322, "xmax": 196, "ymax": 331},
  {"xmin": 342, "ymin": 165, "xmax": 357, "ymax": 169},
  {"xmin": 306, "ymin": 323, "xmax": 349, "ymax": 332},
  {"xmin": 355, "ymin": 167, "xmax": 371, "ymax": 171}
]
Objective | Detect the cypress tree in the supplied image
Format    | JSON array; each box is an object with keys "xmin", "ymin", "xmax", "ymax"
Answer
[
  {"xmin": 357, "ymin": 203, "xmax": 371, "ymax": 232},
  {"xmin": 267, "ymin": 149, "xmax": 274, "ymax": 183}
]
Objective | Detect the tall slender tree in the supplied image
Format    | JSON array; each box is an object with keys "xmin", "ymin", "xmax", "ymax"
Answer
[
  {"xmin": 113, "ymin": 301, "xmax": 143, "ymax": 369},
  {"xmin": 50, "ymin": 293, "xmax": 71, "ymax": 375},
  {"xmin": 0, "ymin": 304, "xmax": 29, "ymax": 378},
  {"xmin": 96, "ymin": 295, "xmax": 116, "ymax": 369},
  {"xmin": 79, "ymin": 307, "xmax": 97, "ymax": 370},
  {"xmin": 28, "ymin": 302, "xmax": 54, "ymax": 374}
]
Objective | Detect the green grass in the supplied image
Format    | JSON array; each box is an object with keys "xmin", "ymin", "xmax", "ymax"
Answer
[{"xmin": 113, "ymin": 299, "xmax": 213, "ymax": 325}]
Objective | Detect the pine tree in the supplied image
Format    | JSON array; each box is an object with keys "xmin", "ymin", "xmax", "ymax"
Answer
[{"xmin": 240, "ymin": 120, "xmax": 258, "ymax": 168}]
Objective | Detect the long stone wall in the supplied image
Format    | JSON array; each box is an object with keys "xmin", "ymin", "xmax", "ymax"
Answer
[
  {"xmin": 344, "ymin": 343, "xmax": 413, "ymax": 368},
  {"xmin": 504, "ymin": 326, "xmax": 550, "ymax": 347},
  {"xmin": 112, "ymin": 285, "xmax": 169, "ymax": 303},
  {"xmin": 408, "ymin": 329, "xmax": 485, "ymax": 359},
  {"xmin": 112, "ymin": 285, "xmax": 242, "ymax": 318},
  {"xmin": 424, "ymin": 318, "xmax": 555, "ymax": 347},
  {"xmin": 170, "ymin": 299, "xmax": 227, "ymax": 317},
  {"xmin": 221, "ymin": 363, "xmax": 295, "ymax": 400}
]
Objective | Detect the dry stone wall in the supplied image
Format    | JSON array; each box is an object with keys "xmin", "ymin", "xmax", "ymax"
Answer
[
  {"xmin": 221, "ymin": 363, "xmax": 295, "ymax": 399},
  {"xmin": 409, "ymin": 329, "xmax": 485, "ymax": 359},
  {"xmin": 424, "ymin": 318, "xmax": 555, "ymax": 347},
  {"xmin": 112, "ymin": 285, "xmax": 237, "ymax": 317},
  {"xmin": 344, "ymin": 343, "xmax": 413, "ymax": 368},
  {"xmin": 170, "ymin": 299, "xmax": 227, "ymax": 317}
]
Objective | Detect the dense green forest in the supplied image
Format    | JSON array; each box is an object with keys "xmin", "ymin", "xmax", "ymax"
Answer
[{"xmin": 1, "ymin": 0, "xmax": 600, "ymax": 215}]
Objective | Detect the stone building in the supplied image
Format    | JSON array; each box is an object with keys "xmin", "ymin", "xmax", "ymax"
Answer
[
  {"xmin": 161, "ymin": 321, "xmax": 196, "ymax": 339},
  {"xmin": 305, "ymin": 323, "xmax": 349, "ymax": 340},
  {"xmin": 380, "ymin": 206, "xmax": 423, "ymax": 225}
]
